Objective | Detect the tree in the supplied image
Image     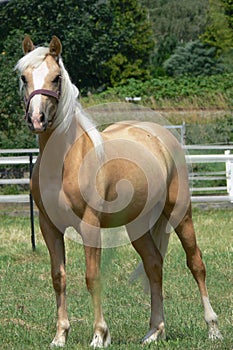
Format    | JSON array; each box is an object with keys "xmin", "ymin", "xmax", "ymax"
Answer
[
  {"xmin": 163, "ymin": 40, "xmax": 224, "ymax": 77},
  {"xmin": 139, "ymin": 0, "xmax": 210, "ymax": 76},
  {"xmin": 222, "ymin": 0, "xmax": 233, "ymax": 30},
  {"xmin": 151, "ymin": 35, "xmax": 178, "ymax": 76},
  {"xmin": 0, "ymin": 0, "xmax": 154, "ymax": 90},
  {"xmin": 140, "ymin": 0, "xmax": 209, "ymax": 43},
  {"xmin": 101, "ymin": 0, "xmax": 154, "ymax": 86},
  {"xmin": 0, "ymin": 0, "xmax": 154, "ymax": 147},
  {"xmin": 201, "ymin": 0, "xmax": 233, "ymax": 54}
]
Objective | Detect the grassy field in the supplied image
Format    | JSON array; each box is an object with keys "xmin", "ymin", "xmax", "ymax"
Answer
[{"xmin": 0, "ymin": 208, "xmax": 232, "ymax": 349}]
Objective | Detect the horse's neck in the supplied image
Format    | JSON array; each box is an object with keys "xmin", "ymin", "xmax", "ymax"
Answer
[
  {"xmin": 38, "ymin": 130, "xmax": 54, "ymax": 154},
  {"xmin": 38, "ymin": 115, "xmax": 90, "ymax": 162}
]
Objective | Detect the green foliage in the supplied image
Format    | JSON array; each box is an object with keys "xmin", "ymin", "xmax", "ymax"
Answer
[
  {"xmin": 186, "ymin": 114, "xmax": 233, "ymax": 145},
  {"xmin": 163, "ymin": 40, "xmax": 224, "ymax": 77},
  {"xmin": 0, "ymin": 0, "xmax": 154, "ymax": 90},
  {"xmin": 140, "ymin": 0, "xmax": 209, "ymax": 43},
  {"xmin": 140, "ymin": 0, "xmax": 210, "ymax": 75},
  {"xmin": 153, "ymin": 35, "xmax": 178, "ymax": 67},
  {"xmin": 100, "ymin": 73, "xmax": 233, "ymax": 106},
  {"xmin": 0, "ymin": 29, "xmax": 37, "ymax": 148},
  {"xmin": 201, "ymin": 0, "xmax": 233, "ymax": 55},
  {"xmin": 0, "ymin": 0, "xmax": 153, "ymax": 147},
  {"xmin": 102, "ymin": 0, "xmax": 154, "ymax": 87},
  {"xmin": 141, "ymin": 0, "xmax": 232, "ymax": 77},
  {"xmin": 0, "ymin": 0, "xmax": 232, "ymax": 149},
  {"xmin": 104, "ymin": 54, "xmax": 151, "ymax": 86},
  {"xmin": 222, "ymin": 0, "xmax": 233, "ymax": 29}
]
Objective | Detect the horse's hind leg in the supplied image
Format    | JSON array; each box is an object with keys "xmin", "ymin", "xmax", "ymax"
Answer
[
  {"xmin": 39, "ymin": 213, "xmax": 70, "ymax": 347},
  {"xmin": 174, "ymin": 205, "xmax": 222, "ymax": 339},
  {"xmin": 128, "ymin": 228, "xmax": 166, "ymax": 344}
]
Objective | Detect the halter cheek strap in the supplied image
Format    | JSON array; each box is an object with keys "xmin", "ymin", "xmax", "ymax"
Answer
[{"xmin": 24, "ymin": 76, "xmax": 62, "ymax": 120}]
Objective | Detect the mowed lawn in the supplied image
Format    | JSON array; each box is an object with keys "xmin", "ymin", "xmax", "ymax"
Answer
[{"xmin": 0, "ymin": 207, "xmax": 232, "ymax": 349}]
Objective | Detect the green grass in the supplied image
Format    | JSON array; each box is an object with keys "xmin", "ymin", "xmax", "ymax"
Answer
[{"xmin": 0, "ymin": 208, "xmax": 232, "ymax": 349}]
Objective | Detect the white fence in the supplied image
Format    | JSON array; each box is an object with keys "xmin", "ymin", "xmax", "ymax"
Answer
[
  {"xmin": 0, "ymin": 149, "xmax": 38, "ymax": 203},
  {"xmin": 186, "ymin": 149, "xmax": 233, "ymax": 203},
  {"xmin": 1, "ymin": 147, "xmax": 233, "ymax": 204}
]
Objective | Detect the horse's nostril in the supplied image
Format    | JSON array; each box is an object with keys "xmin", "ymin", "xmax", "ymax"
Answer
[{"xmin": 40, "ymin": 112, "xmax": 45, "ymax": 123}]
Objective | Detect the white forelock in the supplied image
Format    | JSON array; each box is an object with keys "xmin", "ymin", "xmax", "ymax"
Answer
[{"xmin": 15, "ymin": 47, "xmax": 49, "ymax": 72}]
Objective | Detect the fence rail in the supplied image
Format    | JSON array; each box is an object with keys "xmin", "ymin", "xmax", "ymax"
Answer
[
  {"xmin": 1, "ymin": 147, "xmax": 233, "ymax": 203},
  {"xmin": 187, "ymin": 150, "xmax": 233, "ymax": 202},
  {"xmin": 1, "ymin": 146, "xmax": 233, "ymax": 250},
  {"xmin": 0, "ymin": 149, "xmax": 37, "ymax": 203},
  {"xmin": 0, "ymin": 194, "xmax": 29, "ymax": 203}
]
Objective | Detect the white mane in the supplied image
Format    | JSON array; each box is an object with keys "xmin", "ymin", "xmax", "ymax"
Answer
[{"xmin": 15, "ymin": 47, "xmax": 103, "ymax": 157}]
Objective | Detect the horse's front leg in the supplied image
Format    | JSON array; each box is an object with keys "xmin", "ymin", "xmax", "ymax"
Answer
[
  {"xmin": 39, "ymin": 212, "xmax": 70, "ymax": 347},
  {"xmin": 84, "ymin": 244, "xmax": 111, "ymax": 348}
]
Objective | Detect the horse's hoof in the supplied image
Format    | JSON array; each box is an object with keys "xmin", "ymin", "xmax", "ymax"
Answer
[
  {"xmin": 208, "ymin": 322, "xmax": 223, "ymax": 340},
  {"xmin": 50, "ymin": 328, "xmax": 70, "ymax": 347},
  {"xmin": 50, "ymin": 339, "xmax": 65, "ymax": 347},
  {"xmin": 141, "ymin": 323, "xmax": 165, "ymax": 345},
  {"xmin": 90, "ymin": 329, "xmax": 111, "ymax": 348}
]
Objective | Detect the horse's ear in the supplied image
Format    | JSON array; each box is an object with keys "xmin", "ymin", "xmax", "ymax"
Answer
[
  {"xmin": 49, "ymin": 36, "xmax": 62, "ymax": 57},
  {"xmin": 22, "ymin": 35, "xmax": 35, "ymax": 54}
]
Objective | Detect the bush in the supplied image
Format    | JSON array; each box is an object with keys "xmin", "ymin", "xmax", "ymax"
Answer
[
  {"xmin": 163, "ymin": 40, "xmax": 224, "ymax": 77},
  {"xmin": 99, "ymin": 73, "xmax": 233, "ymax": 107},
  {"xmin": 186, "ymin": 114, "xmax": 233, "ymax": 145}
]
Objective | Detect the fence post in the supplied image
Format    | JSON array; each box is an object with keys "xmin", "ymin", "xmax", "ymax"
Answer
[
  {"xmin": 29, "ymin": 153, "xmax": 36, "ymax": 251},
  {"xmin": 181, "ymin": 121, "xmax": 186, "ymax": 145},
  {"xmin": 225, "ymin": 150, "xmax": 233, "ymax": 202}
]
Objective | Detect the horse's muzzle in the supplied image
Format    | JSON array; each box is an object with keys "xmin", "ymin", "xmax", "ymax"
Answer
[
  {"xmin": 24, "ymin": 87, "xmax": 61, "ymax": 133},
  {"xmin": 26, "ymin": 112, "xmax": 48, "ymax": 133}
]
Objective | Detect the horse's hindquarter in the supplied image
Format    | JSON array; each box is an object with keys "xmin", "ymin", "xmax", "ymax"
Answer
[
  {"xmin": 100, "ymin": 122, "xmax": 187, "ymax": 227},
  {"xmin": 101, "ymin": 122, "xmax": 191, "ymax": 226},
  {"xmin": 102, "ymin": 121, "xmax": 179, "ymax": 182}
]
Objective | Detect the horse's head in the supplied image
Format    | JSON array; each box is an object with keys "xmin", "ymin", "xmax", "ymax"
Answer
[{"xmin": 20, "ymin": 35, "xmax": 62, "ymax": 133}]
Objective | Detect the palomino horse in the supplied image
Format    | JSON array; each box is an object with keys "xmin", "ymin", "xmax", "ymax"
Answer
[{"xmin": 15, "ymin": 35, "xmax": 222, "ymax": 347}]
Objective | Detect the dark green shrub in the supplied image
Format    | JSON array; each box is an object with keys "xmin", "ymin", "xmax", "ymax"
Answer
[{"xmin": 163, "ymin": 40, "xmax": 224, "ymax": 77}]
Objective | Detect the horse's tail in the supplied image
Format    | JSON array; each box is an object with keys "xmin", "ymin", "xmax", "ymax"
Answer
[{"xmin": 129, "ymin": 214, "xmax": 172, "ymax": 293}]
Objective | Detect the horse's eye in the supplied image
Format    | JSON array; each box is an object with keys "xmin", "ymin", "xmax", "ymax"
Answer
[
  {"xmin": 52, "ymin": 75, "xmax": 61, "ymax": 84},
  {"xmin": 21, "ymin": 75, "xmax": 27, "ymax": 85}
]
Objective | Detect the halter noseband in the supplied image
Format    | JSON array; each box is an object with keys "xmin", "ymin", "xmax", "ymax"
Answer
[{"xmin": 24, "ymin": 76, "xmax": 62, "ymax": 120}]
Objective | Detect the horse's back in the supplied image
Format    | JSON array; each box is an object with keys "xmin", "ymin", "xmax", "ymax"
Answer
[
  {"xmin": 102, "ymin": 120, "xmax": 184, "ymax": 172},
  {"xmin": 103, "ymin": 121, "xmax": 182, "ymax": 152}
]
